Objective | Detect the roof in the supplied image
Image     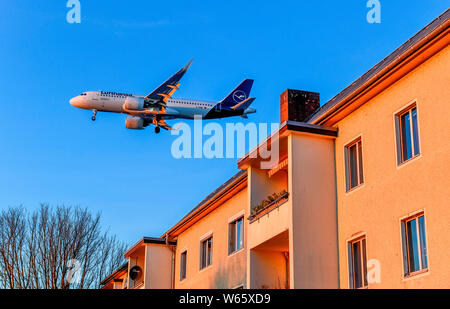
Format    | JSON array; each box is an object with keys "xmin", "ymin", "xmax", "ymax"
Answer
[
  {"xmin": 124, "ymin": 237, "xmax": 176, "ymax": 258},
  {"xmin": 307, "ymin": 8, "xmax": 450, "ymax": 125},
  {"xmin": 237, "ymin": 120, "xmax": 338, "ymax": 168},
  {"xmin": 142, "ymin": 236, "xmax": 177, "ymax": 245},
  {"xmin": 121, "ymin": 171, "xmax": 246, "ymax": 256},
  {"xmin": 100, "ymin": 262, "xmax": 128, "ymax": 286},
  {"xmin": 163, "ymin": 170, "xmax": 247, "ymax": 237}
]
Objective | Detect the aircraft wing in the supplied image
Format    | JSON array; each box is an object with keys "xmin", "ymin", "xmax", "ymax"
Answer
[{"xmin": 145, "ymin": 59, "xmax": 193, "ymax": 104}]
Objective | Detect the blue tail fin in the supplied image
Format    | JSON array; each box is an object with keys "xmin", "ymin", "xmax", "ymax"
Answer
[{"xmin": 220, "ymin": 79, "xmax": 254, "ymax": 108}]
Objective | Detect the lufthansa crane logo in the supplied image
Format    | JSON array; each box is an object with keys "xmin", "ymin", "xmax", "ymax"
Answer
[{"xmin": 233, "ymin": 90, "xmax": 247, "ymax": 103}]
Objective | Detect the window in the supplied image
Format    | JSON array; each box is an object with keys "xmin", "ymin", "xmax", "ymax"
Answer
[
  {"xmin": 229, "ymin": 217, "xmax": 244, "ymax": 254},
  {"xmin": 401, "ymin": 213, "xmax": 428, "ymax": 276},
  {"xmin": 200, "ymin": 236, "xmax": 213, "ymax": 269},
  {"xmin": 345, "ymin": 137, "xmax": 364, "ymax": 191},
  {"xmin": 396, "ymin": 105, "xmax": 420, "ymax": 164},
  {"xmin": 348, "ymin": 236, "xmax": 368, "ymax": 289},
  {"xmin": 180, "ymin": 251, "xmax": 187, "ymax": 280}
]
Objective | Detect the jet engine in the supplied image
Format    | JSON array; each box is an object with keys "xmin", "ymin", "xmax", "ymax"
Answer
[
  {"xmin": 125, "ymin": 116, "xmax": 145, "ymax": 130},
  {"xmin": 124, "ymin": 97, "xmax": 145, "ymax": 110}
]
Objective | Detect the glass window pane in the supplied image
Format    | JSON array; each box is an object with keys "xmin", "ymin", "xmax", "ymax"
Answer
[
  {"xmin": 412, "ymin": 108, "xmax": 420, "ymax": 156},
  {"xmin": 236, "ymin": 220, "xmax": 241, "ymax": 250},
  {"xmin": 205, "ymin": 247, "xmax": 208, "ymax": 266},
  {"xmin": 180, "ymin": 252, "xmax": 187, "ymax": 279},
  {"xmin": 358, "ymin": 141, "xmax": 364, "ymax": 185},
  {"xmin": 401, "ymin": 222, "xmax": 409, "ymax": 275},
  {"xmin": 238, "ymin": 218, "xmax": 244, "ymax": 249},
  {"xmin": 362, "ymin": 239, "xmax": 368, "ymax": 287},
  {"xmin": 418, "ymin": 216, "xmax": 428, "ymax": 269},
  {"xmin": 353, "ymin": 241, "xmax": 362, "ymax": 288},
  {"xmin": 401, "ymin": 112, "xmax": 413, "ymax": 161},
  {"xmin": 207, "ymin": 238, "xmax": 212, "ymax": 266},
  {"xmin": 349, "ymin": 144, "xmax": 358, "ymax": 188},
  {"xmin": 347, "ymin": 243, "xmax": 354, "ymax": 288},
  {"xmin": 230, "ymin": 222, "xmax": 236, "ymax": 253},
  {"xmin": 407, "ymin": 219, "xmax": 420, "ymax": 272},
  {"xmin": 201, "ymin": 241, "xmax": 206, "ymax": 268}
]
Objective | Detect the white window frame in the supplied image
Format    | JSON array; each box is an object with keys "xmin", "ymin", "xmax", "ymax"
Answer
[
  {"xmin": 400, "ymin": 211, "xmax": 429, "ymax": 278},
  {"xmin": 228, "ymin": 214, "xmax": 245, "ymax": 255},
  {"xmin": 180, "ymin": 250, "xmax": 187, "ymax": 281},
  {"xmin": 344, "ymin": 136, "xmax": 364, "ymax": 192},
  {"xmin": 347, "ymin": 233, "xmax": 368, "ymax": 289},
  {"xmin": 394, "ymin": 101, "xmax": 421, "ymax": 166},
  {"xmin": 199, "ymin": 232, "xmax": 213, "ymax": 271}
]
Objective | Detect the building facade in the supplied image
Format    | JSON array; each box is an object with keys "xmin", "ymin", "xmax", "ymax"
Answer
[{"xmin": 101, "ymin": 10, "xmax": 450, "ymax": 289}]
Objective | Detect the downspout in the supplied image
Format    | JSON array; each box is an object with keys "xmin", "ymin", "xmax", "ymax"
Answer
[
  {"xmin": 166, "ymin": 233, "xmax": 176, "ymax": 289},
  {"xmin": 283, "ymin": 252, "xmax": 289, "ymax": 289}
]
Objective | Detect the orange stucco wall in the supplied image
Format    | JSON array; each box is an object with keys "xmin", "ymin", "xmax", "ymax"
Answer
[
  {"xmin": 144, "ymin": 244, "xmax": 173, "ymax": 289},
  {"xmin": 334, "ymin": 45, "xmax": 450, "ymax": 288},
  {"xmin": 174, "ymin": 188, "xmax": 248, "ymax": 289},
  {"xmin": 288, "ymin": 133, "xmax": 339, "ymax": 288}
]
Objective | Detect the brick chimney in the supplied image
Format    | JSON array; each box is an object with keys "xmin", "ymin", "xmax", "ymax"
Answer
[{"xmin": 280, "ymin": 89, "xmax": 320, "ymax": 124}]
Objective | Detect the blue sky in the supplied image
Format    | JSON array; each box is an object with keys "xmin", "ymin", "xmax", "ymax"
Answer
[{"xmin": 0, "ymin": 1, "xmax": 448, "ymax": 244}]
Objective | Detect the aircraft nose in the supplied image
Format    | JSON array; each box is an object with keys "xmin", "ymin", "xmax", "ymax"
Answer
[{"xmin": 70, "ymin": 96, "xmax": 81, "ymax": 107}]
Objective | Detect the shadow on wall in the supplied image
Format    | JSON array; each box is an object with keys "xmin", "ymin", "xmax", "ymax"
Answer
[
  {"xmin": 211, "ymin": 255, "xmax": 246, "ymax": 289},
  {"xmin": 250, "ymin": 249, "xmax": 289, "ymax": 289},
  {"xmin": 259, "ymin": 277, "xmax": 285, "ymax": 289}
]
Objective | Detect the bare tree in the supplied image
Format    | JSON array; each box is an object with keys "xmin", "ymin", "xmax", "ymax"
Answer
[{"xmin": 0, "ymin": 204, "xmax": 126, "ymax": 289}]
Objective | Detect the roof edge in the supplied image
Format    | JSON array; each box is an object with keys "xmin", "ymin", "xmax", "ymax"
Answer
[
  {"xmin": 100, "ymin": 262, "xmax": 128, "ymax": 286},
  {"xmin": 237, "ymin": 120, "xmax": 338, "ymax": 168},
  {"xmin": 163, "ymin": 170, "xmax": 247, "ymax": 238},
  {"xmin": 124, "ymin": 236, "xmax": 176, "ymax": 258},
  {"xmin": 308, "ymin": 9, "xmax": 450, "ymax": 125}
]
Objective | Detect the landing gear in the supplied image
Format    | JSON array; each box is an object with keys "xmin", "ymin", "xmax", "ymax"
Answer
[
  {"xmin": 155, "ymin": 127, "xmax": 161, "ymax": 134},
  {"xmin": 91, "ymin": 109, "xmax": 97, "ymax": 121}
]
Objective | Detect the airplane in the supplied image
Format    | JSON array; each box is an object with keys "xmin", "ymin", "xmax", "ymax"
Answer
[{"xmin": 69, "ymin": 60, "xmax": 256, "ymax": 133}]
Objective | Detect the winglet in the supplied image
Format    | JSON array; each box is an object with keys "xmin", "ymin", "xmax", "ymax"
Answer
[{"xmin": 183, "ymin": 59, "xmax": 194, "ymax": 72}]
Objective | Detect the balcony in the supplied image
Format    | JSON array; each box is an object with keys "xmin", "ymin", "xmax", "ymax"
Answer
[
  {"xmin": 124, "ymin": 237, "xmax": 176, "ymax": 289},
  {"xmin": 248, "ymin": 190, "xmax": 289, "ymax": 223},
  {"xmin": 249, "ymin": 230, "xmax": 290, "ymax": 289},
  {"xmin": 127, "ymin": 246, "xmax": 146, "ymax": 289}
]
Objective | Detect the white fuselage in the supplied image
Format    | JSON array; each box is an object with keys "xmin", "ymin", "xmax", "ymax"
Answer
[{"xmin": 70, "ymin": 91, "xmax": 250, "ymax": 119}]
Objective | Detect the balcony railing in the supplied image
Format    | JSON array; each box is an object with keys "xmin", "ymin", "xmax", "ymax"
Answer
[
  {"xmin": 131, "ymin": 281, "xmax": 144, "ymax": 289},
  {"xmin": 248, "ymin": 191, "xmax": 289, "ymax": 223}
]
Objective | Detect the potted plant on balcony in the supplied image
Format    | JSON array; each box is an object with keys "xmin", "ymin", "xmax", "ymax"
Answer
[{"xmin": 250, "ymin": 189, "xmax": 289, "ymax": 218}]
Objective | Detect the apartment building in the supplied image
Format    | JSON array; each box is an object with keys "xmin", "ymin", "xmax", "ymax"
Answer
[
  {"xmin": 307, "ymin": 10, "xmax": 450, "ymax": 289},
  {"xmin": 100, "ymin": 9, "xmax": 450, "ymax": 289},
  {"xmin": 100, "ymin": 262, "xmax": 128, "ymax": 289}
]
